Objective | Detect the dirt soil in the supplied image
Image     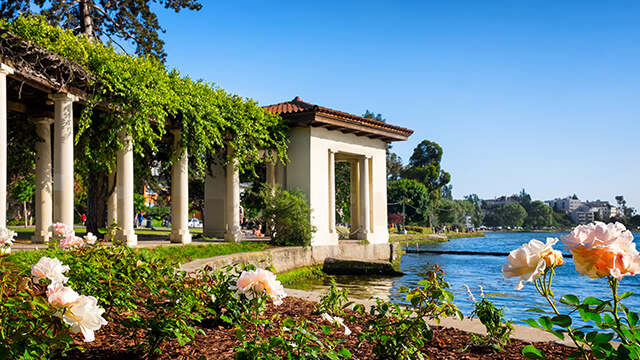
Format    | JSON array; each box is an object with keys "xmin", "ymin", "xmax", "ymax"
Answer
[{"xmin": 55, "ymin": 297, "xmax": 583, "ymax": 360}]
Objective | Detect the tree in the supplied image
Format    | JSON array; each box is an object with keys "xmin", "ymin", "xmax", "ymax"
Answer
[
  {"xmin": 499, "ymin": 204, "xmax": 527, "ymax": 228},
  {"xmin": 400, "ymin": 140, "xmax": 451, "ymax": 203},
  {"xmin": 386, "ymin": 150, "xmax": 403, "ymax": 180},
  {"xmin": 514, "ymin": 189, "xmax": 532, "ymax": 212},
  {"xmin": 363, "ymin": 110, "xmax": 385, "ymax": 122},
  {"xmin": 387, "ymin": 179, "xmax": 431, "ymax": 225},
  {"xmin": 524, "ymin": 201, "xmax": 553, "ymax": 229},
  {"xmin": 0, "ymin": 0, "xmax": 202, "ymax": 61},
  {"xmin": 435, "ymin": 198, "xmax": 458, "ymax": 226},
  {"xmin": 335, "ymin": 162, "xmax": 351, "ymax": 222},
  {"xmin": 460, "ymin": 194, "xmax": 484, "ymax": 227},
  {"xmin": 441, "ymin": 184, "xmax": 453, "ymax": 200}
]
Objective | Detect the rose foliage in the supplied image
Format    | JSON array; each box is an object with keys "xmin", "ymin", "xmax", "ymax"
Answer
[{"xmin": 503, "ymin": 221, "xmax": 640, "ymax": 360}]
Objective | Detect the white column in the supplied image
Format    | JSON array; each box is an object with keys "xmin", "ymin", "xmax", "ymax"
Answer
[
  {"xmin": 349, "ymin": 160, "xmax": 359, "ymax": 239},
  {"xmin": 31, "ymin": 118, "xmax": 54, "ymax": 243},
  {"xmin": 106, "ymin": 170, "xmax": 117, "ymax": 239},
  {"xmin": 0, "ymin": 64, "xmax": 13, "ymax": 226},
  {"xmin": 170, "ymin": 129, "xmax": 191, "ymax": 244},
  {"xmin": 266, "ymin": 160, "xmax": 276, "ymax": 187},
  {"xmin": 224, "ymin": 156, "xmax": 242, "ymax": 243},
  {"xmin": 359, "ymin": 156, "xmax": 371, "ymax": 239},
  {"xmin": 328, "ymin": 150, "xmax": 336, "ymax": 234},
  {"xmin": 50, "ymin": 93, "xmax": 78, "ymax": 227},
  {"xmin": 115, "ymin": 130, "xmax": 137, "ymax": 246}
]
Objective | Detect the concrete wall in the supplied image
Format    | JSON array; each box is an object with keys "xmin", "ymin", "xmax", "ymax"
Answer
[{"xmin": 180, "ymin": 243, "xmax": 399, "ymax": 274}]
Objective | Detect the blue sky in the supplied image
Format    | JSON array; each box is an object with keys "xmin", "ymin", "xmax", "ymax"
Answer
[{"xmin": 144, "ymin": 1, "xmax": 639, "ymax": 210}]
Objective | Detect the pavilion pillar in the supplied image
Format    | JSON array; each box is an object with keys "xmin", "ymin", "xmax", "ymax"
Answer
[
  {"xmin": 224, "ymin": 154, "xmax": 242, "ymax": 243},
  {"xmin": 31, "ymin": 117, "xmax": 54, "ymax": 243},
  {"xmin": 204, "ymin": 153, "xmax": 226, "ymax": 238},
  {"xmin": 0, "ymin": 64, "xmax": 13, "ymax": 226},
  {"xmin": 115, "ymin": 130, "xmax": 137, "ymax": 246},
  {"xmin": 328, "ymin": 150, "xmax": 337, "ymax": 234},
  {"xmin": 358, "ymin": 156, "xmax": 371, "ymax": 240},
  {"xmin": 349, "ymin": 160, "xmax": 360, "ymax": 239},
  {"xmin": 266, "ymin": 160, "xmax": 276, "ymax": 187},
  {"xmin": 106, "ymin": 170, "xmax": 117, "ymax": 239},
  {"xmin": 170, "ymin": 129, "xmax": 191, "ymax": 244},
  {"xmin": 50, "ymin": 93, "xmax": 78, "ymax": 227}
]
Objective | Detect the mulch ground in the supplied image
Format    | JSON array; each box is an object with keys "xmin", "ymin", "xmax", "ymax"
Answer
[{"xmin": 55, "ymin": 297, "xmax": 583, "ymax": 360}]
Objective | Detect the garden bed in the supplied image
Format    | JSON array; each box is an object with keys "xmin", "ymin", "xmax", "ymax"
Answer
[{"xmin": 55, "ymin": 296, "xmax": 582, "ymax": 360}]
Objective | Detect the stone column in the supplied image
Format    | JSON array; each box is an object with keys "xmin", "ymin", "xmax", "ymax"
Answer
[
  {"xmin": 31, "ymin": 118, "xmax": 54, "ymax": 243},
  {"xmin": 115, "ymin": 130, "xmax": 137, "ymax": 246},
  {"xmin": 328, "ymin": 150, "xmax": 337, "ymax": 234},
  {"xmin": 50, "ymin": 93, "xmax": 78, "ymax": 226},
  {"xmin": 266, "ymin": 160, "xmax": 276, "ymax": 187},
  {"xmin": 0, "ymin": 64, "xmax": 13, "ymax": 226},
  {"xmin": 170, "ymin": 129, "xmax": 191, "ymax": 244},
  {"xmin": 106, "ymin": 170, "xmax": 117, "ymax": 239},
  {"xmin": 349, "ymin": 160, "xmax": 360, "ymax": 239},
  {"xmin": 204, "ymin": 153, "xmax": 226, "ymax": 238},
  {"xmin": 224, "ymin": 157, "xmax": 242, "ymax": 243},
  {"xmin": 359, "ymin": 156, "xmax": 371, "ymax": 239}
]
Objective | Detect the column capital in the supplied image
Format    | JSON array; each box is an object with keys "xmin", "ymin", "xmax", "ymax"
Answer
[
  {"xmin": 31, "ymin": 117, "xmax": 55, "ymax": 125},
  {"xmin": 48, "ymin": 93, "xmax": 78, "ymax": 102},
  {"xmin": 170, "ymin": 128, "xmax": 183, "ymax": 135},
  {"xmin": 329, "ymin": 149, "xmax": 338, "ymax": 154},
  {"xmin": 0, "ymin": 63, "xmax": 14, "ymax": 75}
]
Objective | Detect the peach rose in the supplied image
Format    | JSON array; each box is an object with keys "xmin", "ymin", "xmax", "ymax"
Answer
[
  {"xmin": 561, "ymin": 221, "xmax": 633, "ymax": 251},
  {"xmin": 572, "ymin": 243, "xmax": 640, "ymax": 280},
  {"xmin": 502, "ymin": 237, "xmax": 559, "ymax": 290},
  {"xmin": 541, "ymin": 248, "xmax": 564, "ymax": 268},
  {"xmin": 233, "ymin": 268, "xmax": 287, "ymax": 306}
]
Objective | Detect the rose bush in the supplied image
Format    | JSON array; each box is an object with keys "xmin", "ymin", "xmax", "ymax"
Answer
[{"xmin": 503, "ymin": 222, "xmax": 640, "ymax": 360}]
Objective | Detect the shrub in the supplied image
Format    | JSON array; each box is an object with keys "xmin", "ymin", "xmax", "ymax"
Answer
[
  {"xmin": 260, "ymin": 184, "xmax": 316, "ymax": 247},
  {"xmin": 404, "ymin": 226, "xmax": 431, "ymax": 234}
]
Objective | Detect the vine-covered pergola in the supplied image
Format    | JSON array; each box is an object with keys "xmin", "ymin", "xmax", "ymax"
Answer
[{"xmin": 0, "ymin": 16, "xmax": 288, "ymax": 245}]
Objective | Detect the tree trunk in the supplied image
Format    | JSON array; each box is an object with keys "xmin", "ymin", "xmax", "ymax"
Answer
[
  {"xmin": 86, "ymin": 169, "xmax": 109, "ymax": 237},
  {"xmin": 79, "ymin": 0, "xmax": 94, "ymax": 38},
  {"xmin": 23, "ymin": 201, "xmax": 27, "ymax": 227}
]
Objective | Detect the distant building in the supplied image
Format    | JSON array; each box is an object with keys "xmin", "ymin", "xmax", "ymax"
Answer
[
  {"xmin": 584, "ymin": 200, "xmax": 619, "ymax": 220},
  {"xmin": 546, "ymin": 197, "xmax": 581, "ymax": 213},
  {"xmin": 571, "ymin": 204, "xmax": 595, "ymax": 224},
  {"xmin": 484, "ymin": 195, "xmax": 518, "ymax": 207}
]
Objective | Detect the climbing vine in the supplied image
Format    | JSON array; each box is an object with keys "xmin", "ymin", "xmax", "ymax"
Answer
[{"xmin": 0, "ymin": 15, "xmax": 288, "ymax": 176}]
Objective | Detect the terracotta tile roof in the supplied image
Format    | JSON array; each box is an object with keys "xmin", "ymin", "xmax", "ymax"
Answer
[{"xmin": 264, "ymin": 96, "xmax": 413, "ymax": 142}]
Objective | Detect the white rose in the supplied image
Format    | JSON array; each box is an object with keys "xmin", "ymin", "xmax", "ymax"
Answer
[
  {"xmin": 59, "ymin": 295, "xmax": 108, "ymax": 342},
  {"xmin": 31, "ymin": 257, "xmax": 70, "ymax": 285},
  {"xmin": 47, "ymin": 283, "xmax": 80, "ymax": 307},
  {"xmin": 84, "ymin": 232, "xmax": 97, "ymax": 245},
  {"xmin": 321, "ymin": 313, "xmax": 351, "ymax": 336},
  {"xmin": 502, "ymin": 237, "xmax": 558, "ymax": 290},
  {"xmin": 232, "ymin": 268, "xmax": 287, "ymax": 306}
]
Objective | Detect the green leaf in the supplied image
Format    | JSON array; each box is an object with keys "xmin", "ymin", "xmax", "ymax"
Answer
[
  {"xmin": 526, "ymin": 308, "xmax": 549, "ymax": 313},
  {"xmin": 338, "ymin": 347, "xmax": 352, "ymax": 358},
  {"xmin": 550, "ymin": 315, "xmax": 572, "ymax": 328},
  {"xmin": 629, "ymin": 312, "xmax": 640, "ymax": 328},
  {"xmin": 583, "ymin": 297, "xmax": 604, "ymax": 306},
  {"xmin": 523, "ymin": 318, "xmax": 542, "ymax": 329},
  {"xmin": 538, "ymin": 316, "xmax": 553, "ymax": 331},
  {"xmin": 579, "ymin": 308, "xmax": 602, "ymax": 323},
  {"xmin": 559, "ymin": 294, "xmax": 580, "ymax": 306},
  {"xmin": 522, "ymin": 345, "xmax": 546, "ymax": 359},
  {"xmin": 620, "ymin": 291, "xmax": 634, "ymax": 300}
]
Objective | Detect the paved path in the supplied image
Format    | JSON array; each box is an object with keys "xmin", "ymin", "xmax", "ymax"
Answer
[{"xmin": 285, "ymin": 288, "xmax": 577, "ymax": 347}]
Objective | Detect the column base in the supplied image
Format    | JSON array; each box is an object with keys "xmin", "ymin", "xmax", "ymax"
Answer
[
  {"xmin": 224, "ymin": 230, "xmax": 243, "ymax": 243},
  {"xmin": 115, "ymin": 229, "xmax": 138, "ymax": 247},
  {"xmin": 203, "ymin": 229, "xmax": 225, "ymax": 239},
  {"xmin": 31, "ymin": 230, "xmax": 50, "ymax": 244},
  {"xmin": 170, "ymin": 229, "xmax": 192, "ymax": 244},
  {"xmin": 327, "ymin": 233, "xmax": 339, "ymax": 245},
  {"xmin": 357, "ymin": 229, "xmax": 372, "ymax": 241}
]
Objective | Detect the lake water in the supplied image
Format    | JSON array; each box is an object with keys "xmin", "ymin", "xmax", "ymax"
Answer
[{"xmin": 292, "ymin": 232, "xmax": 640, "ymax": 327}]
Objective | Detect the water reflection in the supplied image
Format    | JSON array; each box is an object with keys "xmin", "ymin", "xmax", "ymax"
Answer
[{"xmin": 287, "ymin": 275, "xmax": 396, "ymax": 302}]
